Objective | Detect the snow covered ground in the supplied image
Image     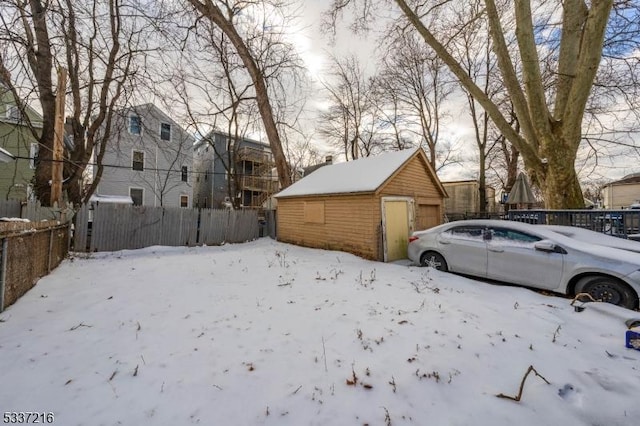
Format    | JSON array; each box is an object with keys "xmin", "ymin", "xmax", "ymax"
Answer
[{"xmin": 1, "ymin": 239, "xmax": 639, "ymax": 426}]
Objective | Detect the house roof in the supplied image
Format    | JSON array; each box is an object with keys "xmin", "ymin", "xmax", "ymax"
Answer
[
  {"xmin": 603, "ymin": 172, "xmax": 640, "ymax": 187},
  {"xmin": 197, "ymin": 129, "xmax": 270, "ymax": 150},
  {"xmin": 276, "ymin": 148, "xmax": 441, "ymax": 198}
]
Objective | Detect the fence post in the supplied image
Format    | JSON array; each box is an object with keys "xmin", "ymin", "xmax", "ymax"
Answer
[
  {"xmin": 0, "ymin": 238, "xmax": 7, "ymax": 313},
  {"xmin": 48, "ymin": 228, "xmax": 54, "ymax": 273}
]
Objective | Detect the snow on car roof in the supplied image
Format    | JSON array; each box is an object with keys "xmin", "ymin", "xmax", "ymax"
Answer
[{"xmin": 276, "ymin": 148, "xmax": 418, "ymax": 198}]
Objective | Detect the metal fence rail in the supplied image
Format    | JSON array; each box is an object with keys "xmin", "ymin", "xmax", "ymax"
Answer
[{"xmin": 508, "ymin": 209, "xmax": 640, "ymax": 240}]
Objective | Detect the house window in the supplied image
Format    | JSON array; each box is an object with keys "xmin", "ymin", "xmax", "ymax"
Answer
[
  {"xmin": 129, "ymin": 115, "xmax": 141, "ymax": 135},
  {"xmin": 132, "ymin": 150, "xmax": 144, "ymax": 171},
  {"xmin": 130, "ymin": 188, "xmax": 143, "ymax": 206},
  {"xmin": 160, "ymin": 123, "xmax": 171, "ymax": 141},
  {"xmin": 6, "ymin": 105, "xmax": 22, "ymax": 121},
  {"xmin": 180, "ymin": 195, "xmax": 189, "ymax": 208},
  {"xmin": 29, "ymin": 143, "xmax": 39, "ymax": 169},
  {"xmin": 181, "ymin": 166, "xmax": 188, "ymax": 182}
]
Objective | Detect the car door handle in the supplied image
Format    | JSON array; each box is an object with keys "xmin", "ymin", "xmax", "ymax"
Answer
[{"xmin": 488, "ymin": 246, "xmax": 504, "ymax": 253}]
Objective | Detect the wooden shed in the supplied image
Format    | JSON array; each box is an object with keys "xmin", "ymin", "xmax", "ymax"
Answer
[{"xmin": 275, "ymin": 149, "xmax": 447, "ymax": 262}]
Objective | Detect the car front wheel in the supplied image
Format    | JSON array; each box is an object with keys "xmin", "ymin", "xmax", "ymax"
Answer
[
  {"xmin": 420, "ymin": 251, "xmax": 448, "ymax": 272},
  {"xmin": 575, "ymin": 275, "xmax": 638, "ymax": 310}
]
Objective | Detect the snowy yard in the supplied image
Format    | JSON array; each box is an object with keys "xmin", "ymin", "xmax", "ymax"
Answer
[{"xmin": 1, "ymin": 239, "xmax": 639, "ymax": 425}]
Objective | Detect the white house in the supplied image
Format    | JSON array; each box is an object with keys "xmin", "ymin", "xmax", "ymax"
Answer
[{"xmin": 94, "ymin": 103, "xmax": 194, "ymax": 208}]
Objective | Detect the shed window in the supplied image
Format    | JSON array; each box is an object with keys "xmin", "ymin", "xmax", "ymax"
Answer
[{"xmin": 304, "ymin": 201, "xmax": 325, "ymax": 224}]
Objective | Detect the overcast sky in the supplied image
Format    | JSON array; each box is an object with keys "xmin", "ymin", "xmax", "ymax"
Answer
[{"xmin": 291, "ymin": 1, "xmax": 639, "ymax": 185}]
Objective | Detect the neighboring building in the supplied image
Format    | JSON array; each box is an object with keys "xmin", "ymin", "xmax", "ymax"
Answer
[
  {"xmin": 193, "ymin": 130, "xmax": 277, "ymax": 209},
  {"xmin": 442, "ymin": 180, "xmax": 496, "ymax": 217},
  {"xmin": 0, "ymin": 88, "xmax": 42, "ymax": 200},
  {"xmin": 302, "ymin": 155, "xmax": 333, "ymax": 176},
  {"xmin": 602, "ymin": 173, "xmax": 640, "ymax": 209},
  {"xmin": 94, "ymin": 103, "xmax": 194, "ymax": 208},
  {"xmin": 275, "ymin": 148, "xmax": 447, "ymax": 262}
]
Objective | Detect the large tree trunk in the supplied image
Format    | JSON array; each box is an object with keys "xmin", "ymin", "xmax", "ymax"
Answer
[
  {"xmin": 187, "ymin": 1, "xmax": 292, "ymax": 189},
  {"xmin": 537, "ymin": 132, "xmax": 584, "ymax": 209},
  {"xmin": 28, "ymin": 0, "xmax": 56, "ymax": 206},
  {"xmin": 478, "ymin": 152, "xmax": 487, "ymax": 214},
  {"xmin": 393, "ymin": 0, "xmax": 613, "ymax": 209}
]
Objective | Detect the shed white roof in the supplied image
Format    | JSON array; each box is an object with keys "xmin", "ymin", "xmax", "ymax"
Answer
[{"xmin": 276, "ymin": 149, "xmax": 419, "ymax": 198}]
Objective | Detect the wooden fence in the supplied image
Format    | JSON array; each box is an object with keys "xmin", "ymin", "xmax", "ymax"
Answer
[
  {"xmin": 73, "ymin": 204, "xmax": 261, "ymax": 252},
  {"xmin": 0, "ymin": 200, "xmax": 65, "ymax": 222}
]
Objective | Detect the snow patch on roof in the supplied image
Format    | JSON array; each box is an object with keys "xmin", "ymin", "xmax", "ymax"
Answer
[{"xmin": 276, "ymin": 149, "xmax": 418, "ymax": 198}]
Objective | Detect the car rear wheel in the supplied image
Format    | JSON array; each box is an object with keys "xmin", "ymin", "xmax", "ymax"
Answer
[
  {"xmin": 574, "ymin": 275, "xmax": 638, "ymax": 310},
  {"xmin": 420, "ymin": 251, "xmax": 448, "ymax": 272}
]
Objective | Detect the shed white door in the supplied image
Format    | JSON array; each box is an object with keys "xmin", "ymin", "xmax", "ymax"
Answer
[{"xmin": 382, "ymin": 198, "xmax": 414, "ymax": 262}]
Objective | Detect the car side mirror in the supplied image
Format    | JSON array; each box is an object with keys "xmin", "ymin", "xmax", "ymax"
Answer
[{"xmin": 534, "ymin": 240, "xmax": 565, "ymax": 254}]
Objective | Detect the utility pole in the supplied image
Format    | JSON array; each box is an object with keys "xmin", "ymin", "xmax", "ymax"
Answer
[{"xmin": 51, "ymin": 67, "xmax": 67, "ymax": 206}]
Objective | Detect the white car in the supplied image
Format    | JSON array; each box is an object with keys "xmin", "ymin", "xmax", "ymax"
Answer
[{"xmin": 407, "ymin": 220, "xmax": 640, "ymax": 309}]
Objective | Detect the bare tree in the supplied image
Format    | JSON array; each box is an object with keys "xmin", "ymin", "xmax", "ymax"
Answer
[
  {"xmin": 377, "ymin": 30, "xmax": 454, "ymax": 169},
  {"xmin": 318, "ymin": 54, "xmax": 381, "ymax": 160},
  {"xmin": 0, "ymin": 0, "xmax": 151, "ymax": 206},
  {"xmin": 451, "ymin": 0, "xmax": 512, "ymax": 213},
  {"xmin": 186, "ymin": 0, "xmax": 294, "ymax": 188},
  {"xmin": 328, "ymin": 0, "xmax": 637, "ymax": 208}
]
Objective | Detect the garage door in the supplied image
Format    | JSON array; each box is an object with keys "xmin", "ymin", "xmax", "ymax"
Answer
[{"xmin": 417, "ymin": 204, "xmax": 440, "ymax": 230}]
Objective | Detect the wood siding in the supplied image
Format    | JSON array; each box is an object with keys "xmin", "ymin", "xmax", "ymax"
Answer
[
  {"xmin": 277, "ymin": 153, "xmax": 446, "ymax": 261},
  {"xmin": 376, "ymin": 155, "xmax": 444, "ymax": 232},
  {"xmin": 277, "ymin": 194, "xmax": 380, "ymax": 260},
  {"xmin": 602, "ymin": 183, "xmax": 640, "ymax": 209},
  {"xmin": 443, "ymin": 181, "xmax": 497, "ymax": 214}
]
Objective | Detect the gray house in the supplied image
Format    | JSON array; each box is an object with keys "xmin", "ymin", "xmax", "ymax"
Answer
[
  {"xmin": 193, "ymin": 130, "xmax": 277, "ymax": 209},
  {"xmin": 94, "ymin": 103, "xmax": 194, "ymax": 208}
]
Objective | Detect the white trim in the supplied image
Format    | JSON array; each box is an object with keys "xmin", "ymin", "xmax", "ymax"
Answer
[{"xmin": 29, "ymin": 143, "xmax": 39, "ymax": 169}]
